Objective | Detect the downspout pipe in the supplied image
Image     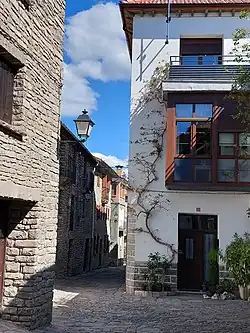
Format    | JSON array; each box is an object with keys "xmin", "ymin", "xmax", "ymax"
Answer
[{"xmin": 166, "ymin": 0, "xmax": 171, "ymax": 44}]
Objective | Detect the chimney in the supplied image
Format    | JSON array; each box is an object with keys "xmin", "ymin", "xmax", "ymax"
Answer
[{"xmin": 115, "ymin": 165, "xmax": 123, "ymax": 177}]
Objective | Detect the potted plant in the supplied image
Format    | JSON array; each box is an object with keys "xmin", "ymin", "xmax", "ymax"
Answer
[
  {"xmin": 223, "ymin": 233, "xmax": 250, "ymax": 300},
  {"xmin": 143, "ymin": 252, "xmax": 171, "ymax": 293}
]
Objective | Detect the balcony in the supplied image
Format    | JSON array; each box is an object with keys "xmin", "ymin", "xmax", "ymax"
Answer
[{"xmin": 163, "ymin": 55, "xmax": 250, "ymax": 92}]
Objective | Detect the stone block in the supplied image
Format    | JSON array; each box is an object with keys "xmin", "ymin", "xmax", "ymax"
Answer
[
  {"xmin": 5, "ymin": 262, "xmax": 20, "ymax": 273},
  {"xmin": 4, "ymin": 272, "xmax": 23, "ymax": 280},
  {"xmin": 2, "ymin": 306, "xmax": 18, "ymax": 315},
  {"xmin": 22, "ymin": 266, "xmax": 36, "ymax": 274},
  {"xmin": 15, "ymin": 240, "xmax": 37, "ymax": 248},
  {"xmin": 4, "ymin": 286, "xmax": 18, "ymax": 297},
  {"xmin": 9, "ymin": 230, "xmax": 28, "ymax": 240},
  {"xmin": 6, "ymin": 248, "xmax": 19, "ymax": 256}
]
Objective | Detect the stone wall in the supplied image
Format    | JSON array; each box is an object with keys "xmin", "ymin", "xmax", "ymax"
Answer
[
  {"xmin": 56, "ymin": 126, "xmax": 109, "ymax": 277},
  {"xmin": 0, "ymin": 0, "xmax": 65, "ymax": 328}
]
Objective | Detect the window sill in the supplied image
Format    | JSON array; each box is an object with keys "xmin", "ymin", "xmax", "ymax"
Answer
[
  {"xmin": 166, "ymin": 183, "xmax": 250, "ymax": 192},
  {"xmin": 0, "ymin": 120, "xmax": 26, "ymax": 141}
]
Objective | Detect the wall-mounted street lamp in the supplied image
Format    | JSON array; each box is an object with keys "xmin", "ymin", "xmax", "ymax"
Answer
[{"xmin": 74, "ymin": 109, "xmax": 95, "ymax": 143}]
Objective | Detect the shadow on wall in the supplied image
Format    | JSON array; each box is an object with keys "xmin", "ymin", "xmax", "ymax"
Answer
[{"xmin": 0, "ymin": 199, "xmax": 57, "ymax": 330}]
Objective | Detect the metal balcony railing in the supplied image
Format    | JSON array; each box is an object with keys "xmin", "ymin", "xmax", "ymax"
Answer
[{"xmin": 168, "ymin": 55, "xmax": 250, "ymax": 82}]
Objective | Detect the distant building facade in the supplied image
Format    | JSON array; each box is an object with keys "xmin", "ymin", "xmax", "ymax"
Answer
[
  {"xmin": 95, "ymin": 159, "xmax": 128, "ymax": 266},
  {"xmin": 111, "ymin": 166, "xmax": 128, "ymax": 265},
  {"xmin": 56, "ymin": 123, "xmax": 97, "ymax": 277}
]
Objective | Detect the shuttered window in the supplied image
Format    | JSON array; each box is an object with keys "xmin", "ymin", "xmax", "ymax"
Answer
[
  {"xmin": 180, "ymin": 38, "xmax": 222, "ymax": 56},
  {"xmin": 0, "ymin": 56, "xmax": 15, "ymax": 124}
]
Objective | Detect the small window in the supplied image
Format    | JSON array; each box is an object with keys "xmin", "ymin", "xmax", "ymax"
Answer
[
  {"xmin": 174, "ymin": 159, "xmax": 192, "ymax": 181},
  {"xmin": 119, "ymin": 231, "xmax": 123, "ymax": 237},
  {"xmin": 0, "ymin": 57, "xmax": 15, "ymax": 124},
  {"xmin": 181, "ymin": 56, "xmax": 199, "ymax": 66},
  {"xmin": 217, "ymin": 159, "xmax": 235, "ymax": 182},
  {"xmin": 239, "ymin": 133, "xmax": 250, "ymax": 156},
  {"xmin": 239, "ymin": 160, "xmax": 250, "ymax": 182},
  {"xmin": 97, "ymin": 176, "xmax": 101, "ymax": 187},
  {"xmin": 195, "ymin": 122, "xmax": 211, "ymax": 155},
  {"xmin": 185, "ymin": 238, "xmax": 195, "ymax": 260},
  {"xmin": 176, "ymin": 104, "xmax": 193, "ymax": 118},
  {"xmin": 219, "ymin": 133, "xmax": 234, "ymax": 155},
  {"xmin": 201, "ymin": 55, "xmax": 220, "ymax": 65},
  {"xmin": 195, "ymin": 104, "xmax": 212, "ymax": 118},
  {"xmin": 194, "ymin": 159, "xmax": 211, "ymax": 182},
  {"xmin": 176, "ymin": 122, "xmax": 191, "ymax": 154}
]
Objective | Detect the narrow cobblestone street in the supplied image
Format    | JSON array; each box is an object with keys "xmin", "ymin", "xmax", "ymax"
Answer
[{"xmin": 2, "ymin": 267, "xmax": 250, "ymax": 333}]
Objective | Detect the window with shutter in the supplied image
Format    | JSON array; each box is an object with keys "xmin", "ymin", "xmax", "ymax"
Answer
[{"xmin": 0, "ymin": 56, "xmax": 15, "ymax": 124}]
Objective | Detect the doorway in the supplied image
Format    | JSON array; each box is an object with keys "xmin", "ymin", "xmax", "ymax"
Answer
[
  {"xmin": 177, "ymin": 213, "xmax": 218, "ymax": 291},
  {"xmin": 0, "ymin": 200, "xmax": 8, "ymax": 305},
  {"xmin": 83, "ymin": 238, "xmax": 90, "ymax": 271}
]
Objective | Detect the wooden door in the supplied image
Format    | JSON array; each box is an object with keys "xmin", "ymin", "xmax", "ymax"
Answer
[
  {"xmin": 177, "ymin": 214, "xmax": 218, "ymax": 291},
  {"xmin": 178, "ymin": 230, "xmax": 203, "ymax": 290},
  {"xmin": 0, "ymin": 201, "xmax": 8, "ymax": 303}
]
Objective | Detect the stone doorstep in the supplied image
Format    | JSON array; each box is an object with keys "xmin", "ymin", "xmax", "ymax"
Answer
[{"xmin": 134, "ymin": 290, "xmax": 178, "ymax": 297}]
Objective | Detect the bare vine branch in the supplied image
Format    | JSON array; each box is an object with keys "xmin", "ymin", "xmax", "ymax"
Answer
[{"xmin": 130, "ymin": 61, "xmax": 177, "ymax": 262}]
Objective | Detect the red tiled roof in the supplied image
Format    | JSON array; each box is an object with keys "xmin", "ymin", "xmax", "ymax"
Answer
[{"xmin": 121, "ymin": 0, "xmax": 250, "ymax": 4}]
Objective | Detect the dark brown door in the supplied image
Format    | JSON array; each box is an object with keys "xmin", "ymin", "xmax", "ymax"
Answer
[
  {"xmin": 178, "ymin": 214, "xmax": 217, "ymax": 291},
  {"xmin": 178, "ymin": 230, "xmax": 203, "ymax": 290},
  {"xmin": 0, "ymin": 200, "xmax": 8, "ymax": 303}
]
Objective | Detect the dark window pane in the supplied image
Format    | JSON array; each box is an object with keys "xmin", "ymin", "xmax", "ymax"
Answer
[
  {"xmin": 174, "ymin": 159, "xmax": 193, "ymax": 181},
  {"xmin": 239, "ymin": 160, "xmax": 250, "ymax": 182},
  {"xmin": 196, "ymin": 122, "xmax": 211, "ymax": 155},
  {"xmin": 201, "ymin": 55, "xmax": 219, "ymax": 65},
  {"xmin": 195, "ymin": 159, "xmax": 212, "ymax": 182},
  {"xmin": 195, "ymin": 104, "xmax": 212, "ymax": 118},
  {"xmin": 176, "ymin": 104, "xmax": 193, "ymax": 118},
  {"xmin": 219, "ymin": 133, "xmax": 234, "ymax": 155},
  {"xmin": 181, "ymin": 55, "xmax": 199, "ymax": 66},
  {"xmin": 176, "ymin": 122, "xmax": 191, "ymax": 154},
  {"xmin": 217, "ymin": 159, "xmax": 235, "ymax": 182},
  {"xmin": 0, "ymin": 57, "xmax": 15, "ymax": 124},
  {"xmin": 179, "ymin": 214, "xmax": 193, "ymax": 229},
  {"xmin": 239, "ymin": 133, "xmax": 250, "ymax": 156},
  {"xmin": 185, "ymin": 238, "xmax": 195, "ymax": 259}
]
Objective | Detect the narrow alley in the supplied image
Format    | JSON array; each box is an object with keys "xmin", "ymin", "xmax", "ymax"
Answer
[{"xmin": 2, "ymin": 267, "xmax": 250, "ymax": 333}]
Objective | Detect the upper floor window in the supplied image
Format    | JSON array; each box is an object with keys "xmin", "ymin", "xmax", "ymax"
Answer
[
  {"xmin": 0, "ymin": 56, "xmax": 16, "ymax": 124},
  {"xmin": 180, "ymin": 38, "xmax": 222, "ymax": 66},
  {"xmin": 218, "ymin": 132, "xmax": 250, "ymax": 183},
  {"xmin": 175, "ymin": 104, "xmax": 212, "ymax": 182}
]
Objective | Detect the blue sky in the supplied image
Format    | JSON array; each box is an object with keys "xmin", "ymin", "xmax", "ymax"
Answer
[{"xmin": 62, "ymin": 0, "xmax": 130, "ymax": 167}]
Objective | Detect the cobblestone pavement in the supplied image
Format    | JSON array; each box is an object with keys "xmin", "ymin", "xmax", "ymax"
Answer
[{"xmin": 2, "ymin": 267, "xmax": 250, "ymax": 333}]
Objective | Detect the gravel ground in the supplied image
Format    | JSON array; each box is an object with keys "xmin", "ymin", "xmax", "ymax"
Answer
[{"xmin": 2, "ymin": 267, "xmax": 250, "ymax": 333}]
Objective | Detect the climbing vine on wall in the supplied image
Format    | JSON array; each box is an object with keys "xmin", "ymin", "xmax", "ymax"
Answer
[{"xmin": 129, "ymin": 61, "xmax": 177, "ymax": 262}]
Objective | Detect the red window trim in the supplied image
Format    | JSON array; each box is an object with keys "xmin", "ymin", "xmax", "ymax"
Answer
[{"xmin": 166, "ymin": 102, "xmax": 250, "ymax": 186}]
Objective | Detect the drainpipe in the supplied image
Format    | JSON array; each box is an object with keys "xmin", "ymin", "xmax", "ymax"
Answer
[{"xmin": 90, "ymin": 163, "xmax": 98, "ymax": 271}]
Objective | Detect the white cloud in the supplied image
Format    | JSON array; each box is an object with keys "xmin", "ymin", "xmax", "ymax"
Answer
[
  {"xmin": 61, "ymin": 2, "xmax": 130, "ymax": 116},
  {"xmin": 93, "ymin": 153, "xmax": 128, "ymax": 168},
  {"xmin": 61, "ymin": 64, "xmax": 99, "ymax": 116}
]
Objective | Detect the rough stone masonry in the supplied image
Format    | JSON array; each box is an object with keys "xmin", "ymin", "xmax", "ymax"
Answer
[{"xmin": 0, "ymin": 0, "xmax": 65, "ymax": 329}]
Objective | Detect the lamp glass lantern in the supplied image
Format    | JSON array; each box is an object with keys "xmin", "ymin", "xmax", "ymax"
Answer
[{"xmin": 74, "ymin": 109, "xmax": 95, "ymax": 142}]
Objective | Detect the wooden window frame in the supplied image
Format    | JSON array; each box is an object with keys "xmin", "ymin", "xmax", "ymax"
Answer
[
  {"xmin": 168, "ymin": 102, "xmax": 250, "ymax": 186},
  {"xmin": 175, "ymin": 103, "xmax": 212, "ymax": 183},
  {"xmin": 218, "ymin": 132, "xmax": 250, "ymax": 184},
  {"xmin": 0, "ymin": 56, "xmax": 16, "ymax": 124}
]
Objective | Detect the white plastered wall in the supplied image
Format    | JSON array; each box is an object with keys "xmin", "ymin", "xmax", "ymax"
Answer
[{"xmin": 129, "ymin": 13, "xmax": 250, "ymax": 263}]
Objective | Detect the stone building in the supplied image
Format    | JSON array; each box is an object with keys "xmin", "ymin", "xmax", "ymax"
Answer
[
  {"xmin": 111, "ymin": 166, "xmax": 128, "ymax": 266},
  {"xmin": 94, "ymin": 159, "xmax": 128, "ymax": 267},
  {"xmin": 56, "ymin": 123, "xmax": 98, "ymax": 277},
  {"xmin": 0, "ymin": 0, "xmax": 65, "ymax": 328},
  {"xmin": 93, "ymin": 158, "xmax": 117, "ymax": 269}
]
